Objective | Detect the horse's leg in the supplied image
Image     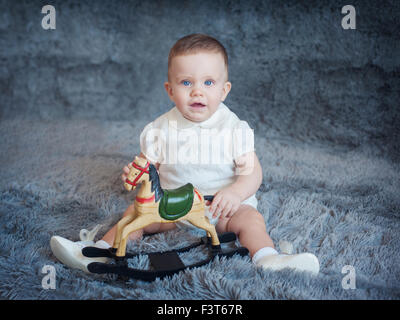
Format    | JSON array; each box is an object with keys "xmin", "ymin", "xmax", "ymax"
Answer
[
  {"xmin": 112, "ymin": 207, "xmax": 138, "ymax": 250},
  {"xmin": 116, "ymin": 214, "xmax": 160, "ymax": 257},
  {"xmin": 186, "ymin": 211, "xmax": 220, "ymax": 246}
]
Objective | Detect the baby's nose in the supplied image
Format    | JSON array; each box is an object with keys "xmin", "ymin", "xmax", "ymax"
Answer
[{"xmin": 190, "ymin": 88, "xmax": 203, "ymax": 96}]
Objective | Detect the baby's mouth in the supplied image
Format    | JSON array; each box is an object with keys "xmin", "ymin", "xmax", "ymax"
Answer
[{"xmin": 190, "ymin": 102, "xmax": 206, "ymax": 108}]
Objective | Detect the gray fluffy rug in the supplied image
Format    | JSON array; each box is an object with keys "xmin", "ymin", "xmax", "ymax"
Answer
[{"xmin": 0, "ymin": 118, "xmax": 399, "ymax": 299}]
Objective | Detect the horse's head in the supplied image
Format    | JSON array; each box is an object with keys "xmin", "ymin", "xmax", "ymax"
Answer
[{"xmin": 124, "ymin": 156, "xmax": 150, "ymax": 191}]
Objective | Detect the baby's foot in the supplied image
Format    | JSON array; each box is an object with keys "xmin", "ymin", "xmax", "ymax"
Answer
[{"xmin": 256, "ymin": 252, "xmax": 320, "ymax": 275}]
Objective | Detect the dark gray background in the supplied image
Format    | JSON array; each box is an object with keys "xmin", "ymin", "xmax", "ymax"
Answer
[{"xmin": 1, "ymin": 0, "xmax": 399, "ymax": 161}]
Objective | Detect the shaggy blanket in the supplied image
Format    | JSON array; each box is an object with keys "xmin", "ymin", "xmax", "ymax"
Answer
[{"xmin": 0, "ymin": 118, "xmax": 399, "ymax": 299}]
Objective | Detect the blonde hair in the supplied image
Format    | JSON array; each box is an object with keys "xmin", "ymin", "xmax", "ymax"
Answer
[{"xmin": 168, "ymin": 34, "xmax": 228, "ymax": 78}]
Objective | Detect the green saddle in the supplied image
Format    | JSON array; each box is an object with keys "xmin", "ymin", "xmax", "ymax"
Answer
[{"xmin": 158, "ymin": 183, "xmax": 194, "ymax": 221}]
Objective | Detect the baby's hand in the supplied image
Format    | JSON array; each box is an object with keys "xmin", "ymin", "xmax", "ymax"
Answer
[
  {"xmin": 208, "ymin": 187, "xmax": 241, "ymax": 220},
  {"xmin": 121, "ymin": 163, "xmax": 132, "ymax": 183}
]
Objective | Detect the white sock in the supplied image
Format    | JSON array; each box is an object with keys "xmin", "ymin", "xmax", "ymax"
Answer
[
  {"xmin": 95, "ymin": 240, "xmax": 111, "ymax": 249},
  {"xmin": 252, "ymin": 247, "xmax": 279, "ymax": 264}
]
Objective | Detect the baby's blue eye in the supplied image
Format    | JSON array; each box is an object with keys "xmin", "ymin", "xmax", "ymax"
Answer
[
  {"xmin": 204, "ymin": 80, "xmax": 213, "ymax": 86},
  {"xmin": 182, "ymin": 80, "xmax": 191, "ymax": 86}
]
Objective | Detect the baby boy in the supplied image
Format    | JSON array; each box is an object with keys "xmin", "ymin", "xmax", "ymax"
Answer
[{"xmin": 51, "ymin": 34, "xmax": 319, "ymax": 275}]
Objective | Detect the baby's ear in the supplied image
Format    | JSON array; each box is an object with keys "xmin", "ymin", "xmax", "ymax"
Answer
[
  {"xmin": 164, "ymin": 82, "xmax": 173, "ymax": 98},
  {"xmin": 221, "ymin": 81, "xmax": 232, "ymax": 101}
]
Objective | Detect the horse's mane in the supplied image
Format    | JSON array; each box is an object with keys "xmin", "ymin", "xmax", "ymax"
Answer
[{"xmin": 148, "ymin": 164, "xmax": 164, "ymax": 202}]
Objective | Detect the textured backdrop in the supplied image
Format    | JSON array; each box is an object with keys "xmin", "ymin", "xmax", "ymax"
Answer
[
  {"xmin": 0, "ymin": 0, "xmax": 399, "ymax": 299},
  {"xmin": 1, "ymin": 0, "xmax": 399, "ymax": 160}
]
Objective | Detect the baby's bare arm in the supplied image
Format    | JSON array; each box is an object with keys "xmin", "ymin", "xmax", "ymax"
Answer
[
  {"xmin": 231, "ymin": 151, "xmax": 263, "ymax": 201},
  {"xmin": 209, "ymin": 151, "xmax": 262, "ymax": 218}
]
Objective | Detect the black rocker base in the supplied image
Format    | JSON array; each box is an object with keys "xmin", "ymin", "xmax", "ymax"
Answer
[{"xmin": 82, "ymin": 232, "xmax": 249, "ymax": 281}]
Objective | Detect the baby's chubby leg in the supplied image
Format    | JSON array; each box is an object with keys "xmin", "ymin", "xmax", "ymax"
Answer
[
  {"xmin": 216, "ymin": 204, "xmax": 274, "ymax": 257},
  {"xmin": 101, "ymin": 204, "xmax": 176, "ymax": 246},
  {"xmin": 216, "ymin": 204, "xmax": 320, "ymax": 274}
]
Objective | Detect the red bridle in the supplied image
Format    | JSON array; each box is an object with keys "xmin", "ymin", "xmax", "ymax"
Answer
[{"xmin": 125, "ymin": 161, "xmax": 150, "ymax": 187}]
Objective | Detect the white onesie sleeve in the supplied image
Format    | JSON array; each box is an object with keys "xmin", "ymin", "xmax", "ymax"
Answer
[
  {"xmin": 232, "ymin": 120, "xmax": 255, "ymax": 160},
  {"xmin": 139, "ymin": 122, "xmax": 166, "ymax": 164}
]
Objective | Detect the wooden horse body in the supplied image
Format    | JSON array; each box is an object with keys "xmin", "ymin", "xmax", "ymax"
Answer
[{"xmin": 113, "ymin": 156, "xmax": 220, "ymax": 257}]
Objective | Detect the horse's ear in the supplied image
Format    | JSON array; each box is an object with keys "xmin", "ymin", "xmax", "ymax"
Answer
[{"xmin": 136, "ymin": 156, "xmax": 148, "ymax": 167}]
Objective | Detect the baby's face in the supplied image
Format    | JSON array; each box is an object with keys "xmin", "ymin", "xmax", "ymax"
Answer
[{"xmin": 165, "ymin": 51, "xmax": 231, "ymax": 123}]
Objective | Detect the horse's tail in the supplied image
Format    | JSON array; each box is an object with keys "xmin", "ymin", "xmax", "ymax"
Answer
[{"xmin": 203, "ymin": 195, "xmax": 214, "ymax": 202}]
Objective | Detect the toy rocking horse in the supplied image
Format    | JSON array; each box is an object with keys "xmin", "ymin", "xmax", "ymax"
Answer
[{"xmin": 82, "ymin": 156, "xmax": 248, "ymax": 281}]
